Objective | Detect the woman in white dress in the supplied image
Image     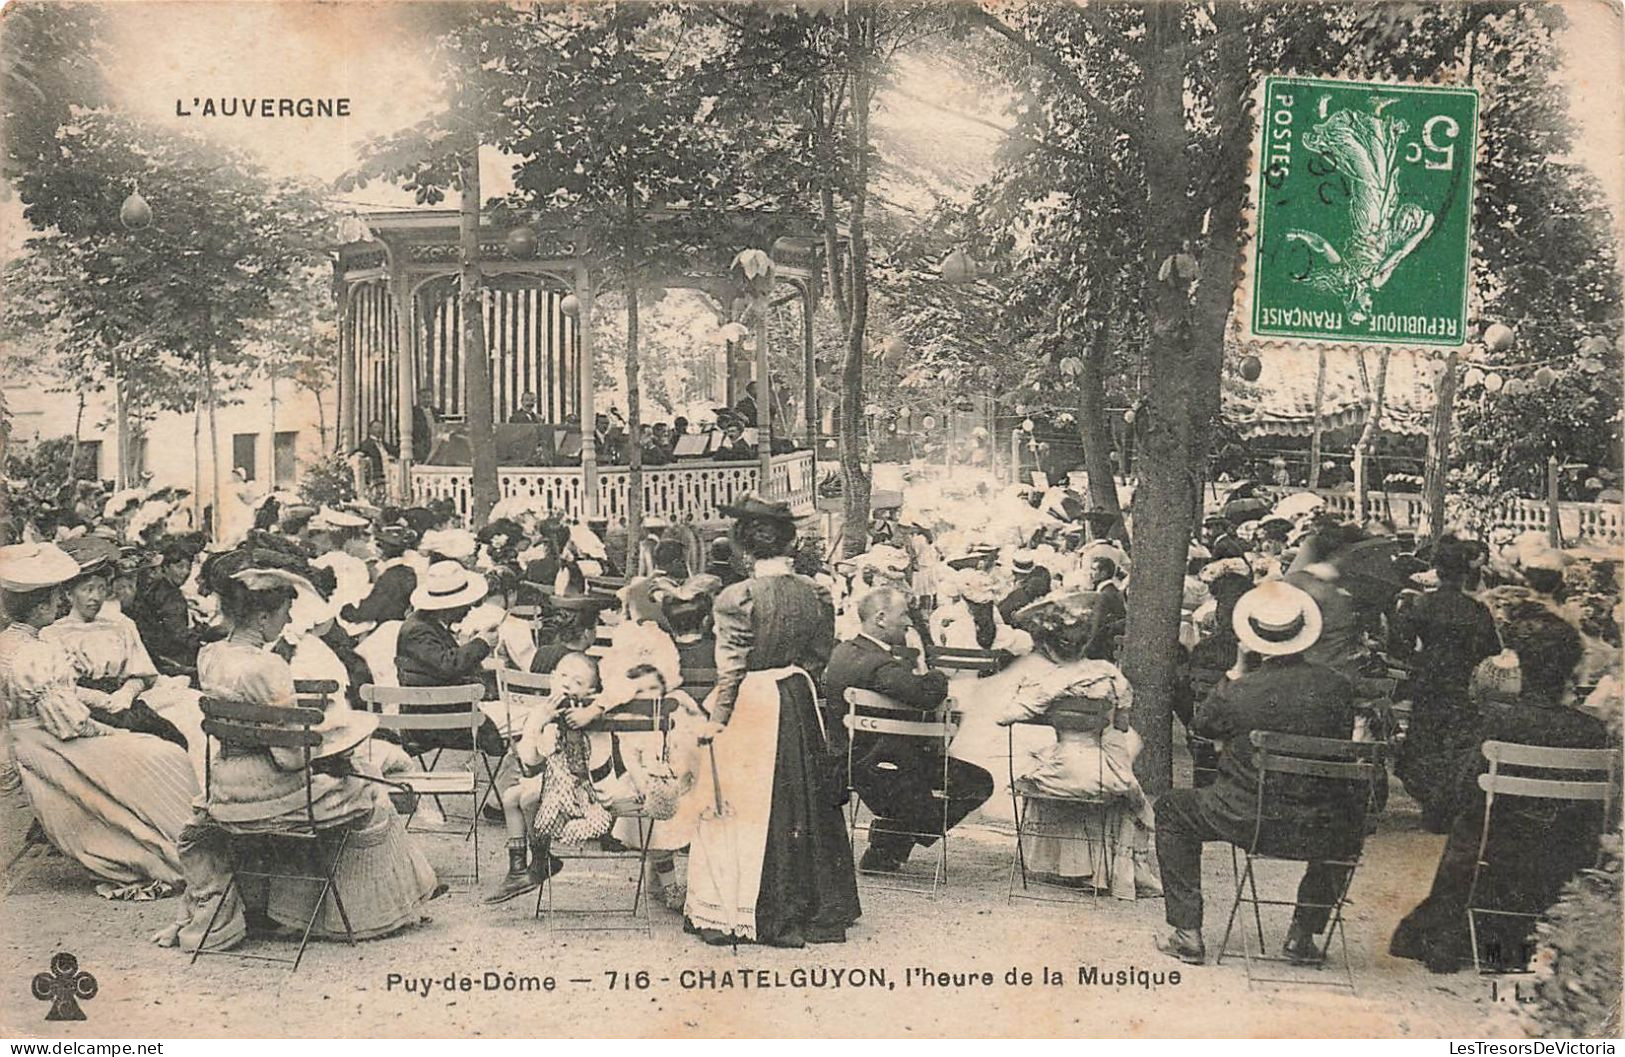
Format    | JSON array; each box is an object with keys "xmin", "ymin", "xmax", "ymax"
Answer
[
  {"xmin": 161, "ymin": 548, "xmax": 439, "ymax": 952},
  {"xmin": 0, "ymin": 543, "xmax": 195, "ymax": 890},
  {"xmin": 995, "ymin": 589, "xmax": 1159, "ymax": 899}
]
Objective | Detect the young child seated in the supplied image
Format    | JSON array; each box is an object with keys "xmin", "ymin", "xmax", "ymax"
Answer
[{"xmin": 484, "ymin": 651, "xmax": 604, "ymax": 904}]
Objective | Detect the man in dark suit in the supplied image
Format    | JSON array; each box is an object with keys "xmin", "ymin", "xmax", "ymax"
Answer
[
  {"xmin": 509, "ymin": 391, "xmax": 542, "ymax": 424},
  {"xmin": 130, "ymin": 540, "xmax": 202, "ymax": 675},
  {"xmin": 997, "ymin": 552, "xmax": 1051, "ymax": 625},
  {"xmin": 1153, "ymin": 581, "xmax": 1362, "ymax": 966},
  {"xmin": 395, "ymin": 560, "xmax": 505, "ymax": 757},
  {"xmin": 351, "ymin": 419, "xmax": 397, "ymax": 491},
  {"xmin": 412, "ymin": 386, "xmax": 440, "ymax": 462},
  {"xmin": 339, "ymin": 524, "xmax": 419, "ymax": 626},
  {"xmin": 823, "ymin": 586, "xmax": 992, "ymax": 873}
]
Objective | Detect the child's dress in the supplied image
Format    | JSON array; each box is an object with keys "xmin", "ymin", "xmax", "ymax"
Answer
[{"xmin": 529, "ymin": 697, "xmax": 616, "ymax": 843}]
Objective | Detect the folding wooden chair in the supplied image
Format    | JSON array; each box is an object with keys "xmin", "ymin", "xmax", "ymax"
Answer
[
  {"xmin": 357, "ymin": 683, "xmax": 485, "ymax": 885},
  {"xmin": 538, "ymin": 694, "xmax": 677, "ymax": 934},
  {"xmin": 585, "ymin": 575, "xmax": 627, "ymax": 604},
  {"xmin": 1466, "ymin": 740, "xmax": 1618, "ymax": 975},
  {"xmin": 1006, "ymin": 695, "xmax": 1118, "ymax": 902},
  {"xmin": 191, "ymin": 690, "xmax": 357, "ymax": 972},
  {"xmin": 485, "ymin": 667, "xmax": 560, "ymax": 815},
  {"xmin": 843, "ymin": 687, "xmax": 961, "ymax": 897},
  {"xmin": 1216, "ymin": 731, "xmax": 1382, "ymax": 991},
  {"xmin": 924, "ymin": 646, "xmax": 1009, "ymax": 678}
]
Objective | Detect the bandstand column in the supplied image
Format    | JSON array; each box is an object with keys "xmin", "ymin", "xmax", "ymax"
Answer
[
  {"xmin": 802, "ymin": 280, "xmax": 818, "ymax": 467},
  {"xmin": 337, "ymin": 283, "xmax": 357, "ymax": 453},
  {"xmin": 391, "ymin": 251, "xmax": 416, "ymax": 504},
  {"xmin": 577, "ymin": 265, "xmax": 599, "ymax": 520},
  {"xmin": 755, "ymin": 303, "xmax": 774, "ymax": 499}
]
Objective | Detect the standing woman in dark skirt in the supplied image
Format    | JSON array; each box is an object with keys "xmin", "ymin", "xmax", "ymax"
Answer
[{"xmin": 685, "ymin": 496, "xmax": 860, "ymax": 947}]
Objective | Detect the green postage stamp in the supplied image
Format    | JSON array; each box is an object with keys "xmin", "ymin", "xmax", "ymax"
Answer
[{"xmin": 1249, "ymin": 75, "xmax": 1478, "ymax": 347}]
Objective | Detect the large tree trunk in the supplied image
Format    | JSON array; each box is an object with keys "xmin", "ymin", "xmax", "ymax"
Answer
[
  {"xmin": 624, "ymin": 281, "xmax": 644, "ymax": 575},
  {"xmin": 837, "ymin": 4, "xmax": 873, "ymax": 558},
  {"xmin": 1078, "ymin": 322, "xmax": 1122, "ymax": 519},
  {"xmin": 203, "ymin": 348, "xmax": 223, "ymax": 542},
  {"xmin": 459, "ymin": 145, "xmax": 497, "ymax": 527},
  {"xmin": 1421, "ymin": 347, "xmax": 1458, "ymax": 539},
  {"xmin": 1117, "ymin": 2, "xmax": 1248, "ymax": 796}
]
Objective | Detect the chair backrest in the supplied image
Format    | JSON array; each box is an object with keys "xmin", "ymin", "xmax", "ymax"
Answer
[
  {"xmin": 843, "ymin": 687, "xmax": 957, "ymax": 740},
  {"xmin": 1250, "ymin": 730, "xmax": 1383, "ymax": 781},
  {"xmin": 588, "ymin": 695, "xmax": 679, "ymax": 735},
  {"xmin": 199, "ymin": 695, "xmax": 325, "ymax": 830},
  {"xmin": 585, "ymin": 575, "xmax": 625, "ymax": 602},
  {"xmin": 357, "ymin": 683, "xmax": 485, "ymax": 736},
  {"xmin": 924, "ymin": 646, "xmax": 1004, "ymax": 676},
  {"xmin": 680, "ymin": 667, "xmax": 718, "ymax": 698},
  {"xmin": 1036, "ymin": 695, "xmax": 1115, "ymax": 733},
  {"xmin": 1478, "ymin": 740, "xmax": 1619, "ymax": 804}
]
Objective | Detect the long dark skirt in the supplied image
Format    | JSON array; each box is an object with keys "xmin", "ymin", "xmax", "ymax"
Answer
[
  {"xmin": 1396, "ymin": 691, "xmax": 1477, "ymax": 829},
  {"xmin": 1390, "ymin": 799, "xmax": 1602, "ymax": 973},
  {"xmin": 754, "ymin": 676, "xmax": 861, "ymax": 944}
]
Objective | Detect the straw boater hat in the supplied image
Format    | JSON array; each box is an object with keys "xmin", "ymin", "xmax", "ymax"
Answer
[
  {"xmin": 309, "ymin": 506, "xmax": 369, "ymax": 533},
  {"xmin": 0, "ymin": 542, "xmax": 81, "ymax": 592},
  {"xmin": 409, "ymin": 560, "xmax": 490, "ymax": 611},
  {"xmin": 1232, "ymin": 581, "xmax": 1323, "ymax": 657}
]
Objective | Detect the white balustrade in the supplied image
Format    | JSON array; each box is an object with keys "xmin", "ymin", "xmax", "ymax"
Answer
[
  {"xmin": 412, "ymin": 451, "xmax": 817, "ymax": 527},
  {"xmin": 1247, "ymin": 484, "xmax": 1621, "ymax": 546}
]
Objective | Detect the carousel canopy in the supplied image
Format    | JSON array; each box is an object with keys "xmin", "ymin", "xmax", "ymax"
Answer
[{"xmin": 1227, "ymin": 345, "xmax": 1441, "ymax": 440}]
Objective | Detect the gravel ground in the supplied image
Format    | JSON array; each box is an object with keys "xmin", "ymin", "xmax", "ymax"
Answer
[{"xmin": 2, "ymin": 787, "xmax": 1529, "ymax": 1040}]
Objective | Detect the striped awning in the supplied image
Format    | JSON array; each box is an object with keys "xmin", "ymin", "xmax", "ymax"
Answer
[{"xmin": 1226, "ymin": 345, "xmax": 1441, "ymax": 439}]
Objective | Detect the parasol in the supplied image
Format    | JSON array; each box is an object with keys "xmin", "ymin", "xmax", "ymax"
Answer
[
  {"xmin": 1272, "ymin": 491, "xmax": 1326, "ymax": 521},
  {"xmin": 690, "ymin": 743, "xmax": 742, "ymax": 948}
]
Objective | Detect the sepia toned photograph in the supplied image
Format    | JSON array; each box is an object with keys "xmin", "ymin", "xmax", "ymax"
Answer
[{"xmin": 0, "ymin": 0, "xmax": 1621, "ymax": 1041}]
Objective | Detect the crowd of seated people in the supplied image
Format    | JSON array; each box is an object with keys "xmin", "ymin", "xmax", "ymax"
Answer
[{"xmin": 2, "ymin": 467, "xmax": 1618, "ymax": 975}]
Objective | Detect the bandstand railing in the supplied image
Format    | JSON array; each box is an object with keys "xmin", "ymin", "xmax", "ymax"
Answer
[{"xmin": 411, "ymin": 450, "xmax": 817, "ymax": 527}]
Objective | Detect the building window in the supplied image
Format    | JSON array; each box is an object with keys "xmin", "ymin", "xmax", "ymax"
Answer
[
  {"xmin": 77, "ymin": 440, "xmax": 102, "ymax": 480},
  {"xmin": 273, "ymin": 431, "xmax": 298, "ymax": 487},
  {"xmin": 232, "ymin": 433, "xmax": 258, "ymax": 481}
]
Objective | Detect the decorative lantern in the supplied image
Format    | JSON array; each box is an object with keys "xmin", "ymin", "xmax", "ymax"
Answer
[
  {"xmin": 1534, "ymin": 365, "xmax": 1557, "ymax": 387},
  {"xmin": 1482, "ymin": 323, "xmax": 1515, "ymax": 353},
  {"xmin": 896, "ymin": 406, "xmax": 911, "ymax": 419},
  {"xmin": 881, "ymin": 335, "xmax": 907, "ymax": 364},
  {"xmin": 1021, "ymin": 418, "xmax": 1035, "ymax": 433},
  {"xmin": 718, "ymin": 322, "xmax": 750, "ymax": 344},
  {"xmin": 1059, "ymin": 356, "xmax": 1082, "ymax": 378},
  {"xmin": 1122, "ymin": 408, "xmax": 1136, "ymax": 425},
  {"xmin": 559, "ymin": 293, "xmax": 581, "ymax": 318},
  {"xmin": 1462, "ymin": 366, "xmax": 1485, "ymax": 389},
  {"xmin": 1482, "ymin": 372, "xmax": 1504, "ymax": 394},
  {"xmin": 939, "ymin": 248, "xmax": 977, "ymax": 283},
  {"xmin": 1502, "ymin": 377, "xmax": 1524, "ymax": 397},
  {"xmin": 1239, "ymin": 354, "xmax": 1263, "ymax": 381},
  {"xmin": 119, "ymin": 190, "xmax": 152, "ymax": 230},
  {"xmin": 921, "ymin": 415, "xmax": 937, "ymax": 430},
  {"xmin": 864, "ymin": 403, "xmax": 883, "ymax": 417},
  {"xmin": 505, "ymin": 226, "xmax": 538, "ymax": 258}
]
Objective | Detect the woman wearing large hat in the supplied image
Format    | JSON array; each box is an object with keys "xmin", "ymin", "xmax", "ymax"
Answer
[
  {"xmin": 996, "ymin": 588, "xmax": 1158, "ymax": 898},
  {"xmin": 684, "ymin": 495, "xmax": 859, "ymax": 947},
  {"xmin": 0, "ymin": 542, "xmax": 195, "ymax": 892},
  {"xmin": 162, "ymin": 548, "xmax": 439, "ymax": 953}
]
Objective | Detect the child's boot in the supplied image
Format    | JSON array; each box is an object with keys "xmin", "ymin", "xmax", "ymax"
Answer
[{"xmin": 484, "ymin": 838, "xmax": 542, "ymax": 904}]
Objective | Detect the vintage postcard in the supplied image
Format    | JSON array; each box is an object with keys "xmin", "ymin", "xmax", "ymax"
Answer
[{"xmin": 1, "ymin": 0, "xmax": 1621, "ymax": 1041}]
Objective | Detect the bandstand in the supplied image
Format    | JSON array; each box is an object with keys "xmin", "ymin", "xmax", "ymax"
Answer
[{"xmin": 332, "ymin": 209, "xmax": 828, "ymax": 526}]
